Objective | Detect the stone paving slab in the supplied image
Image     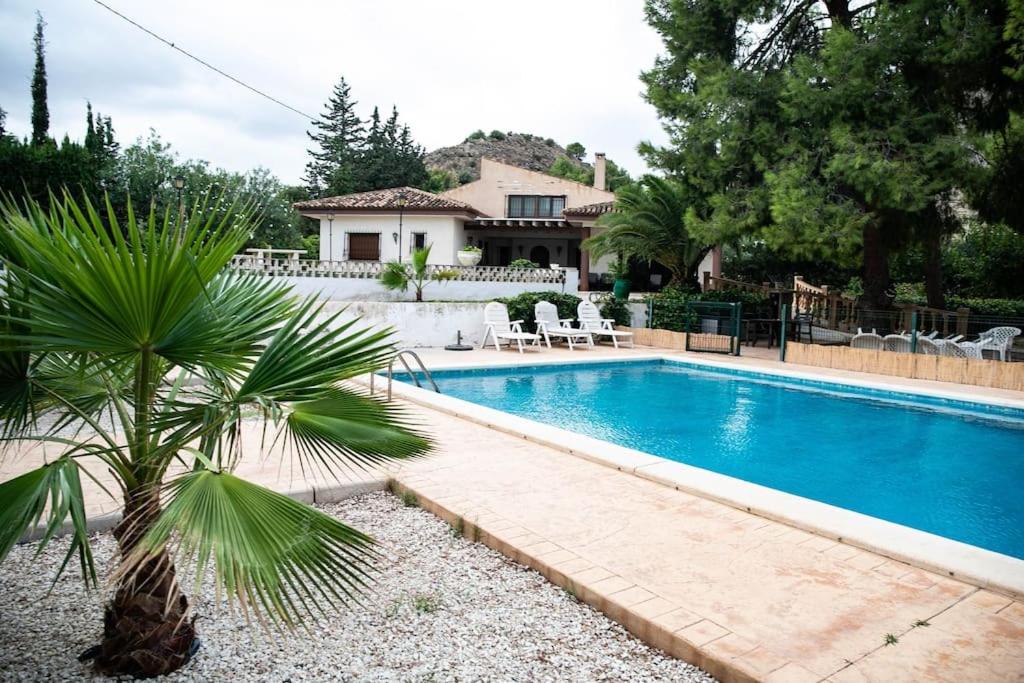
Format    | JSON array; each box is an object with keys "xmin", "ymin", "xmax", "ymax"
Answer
[{"xmin": 390, "ymin": 401, "xmax": 1024, "ymax": 683}]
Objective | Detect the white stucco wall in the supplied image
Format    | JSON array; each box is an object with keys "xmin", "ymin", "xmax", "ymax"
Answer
[
  {"xmin": 276, "ymin": 268, "xmax": 579, "ymax": 302},
  {"xmin": 319, "ymin": 214, "xmax": 468, "ymax": 264},
  {"xmin": 316, "ymin": 301, "xmax": 492, "ymax": 348}
]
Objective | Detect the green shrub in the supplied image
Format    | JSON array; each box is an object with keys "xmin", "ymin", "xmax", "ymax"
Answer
[
  {"xmin": 497, "ymin": 291, "xmax": 581, "ymax": 333},
  {"xmin": 466, "ymin": 129, "xmax": 486, "ymax": 141},
  {"xmin": 645, "ymin": 287, "xmax": 771, "ymax": 331},
  {"xmin": 595, "ymin": 294, "xmax": 632, "ymax": 327},
  {"xmin": 948, "ymin": 297, "xmax": 1024, "ymax": 318},
  {"xmin": 509, "ymin": 258, "xmax": 538, "ymax": 269},
  {"xmin": 488, "ymin": 130, "xmax": 506, "ymax": 141}
]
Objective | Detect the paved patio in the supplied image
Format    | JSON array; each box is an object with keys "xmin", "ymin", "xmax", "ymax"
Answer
[{"xmin": 7, "ymin": 343, "xmax": 1023, "ymax": 681}]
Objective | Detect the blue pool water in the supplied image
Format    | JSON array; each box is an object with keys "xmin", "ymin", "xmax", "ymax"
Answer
[{"xmin": 399, "ymin": 360, "xmax": 1024, "ymax": 559}]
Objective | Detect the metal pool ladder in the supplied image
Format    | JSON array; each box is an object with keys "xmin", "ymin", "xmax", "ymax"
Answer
[{"xmin": 372, "ymin": 349, "xmax": 440, "ymax": 400}]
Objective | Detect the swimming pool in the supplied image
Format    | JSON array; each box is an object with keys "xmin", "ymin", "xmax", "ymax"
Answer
[{"xmin": 398, "ymin": 359, "xmax": 1024, "ymax": 559}]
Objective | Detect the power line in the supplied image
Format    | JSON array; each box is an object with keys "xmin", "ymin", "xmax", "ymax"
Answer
[{"xmin": 90, "ymin": 0, "xmax": 317, "ymax": 122}]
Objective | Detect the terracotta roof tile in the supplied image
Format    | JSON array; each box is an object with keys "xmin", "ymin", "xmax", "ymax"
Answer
[
  {"xmin": 563, "ymin": 200, "xmax": 614, "ymax": 217},
  {"xmin": 293, "ymin": 186, "xmax": 479, "ymax": 213}
]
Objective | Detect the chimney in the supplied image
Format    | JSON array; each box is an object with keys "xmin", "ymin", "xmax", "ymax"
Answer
[{"xmin": 594, "ymin": 152, "xmax": 606, "ymax": 191}]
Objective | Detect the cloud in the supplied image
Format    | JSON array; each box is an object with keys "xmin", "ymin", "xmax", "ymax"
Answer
[{"xmin": 1, "ymin": 0, "xmax": 668, "ymax": 184}]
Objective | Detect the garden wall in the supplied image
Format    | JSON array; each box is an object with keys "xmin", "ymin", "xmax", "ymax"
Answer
[
  {"xmin": 619, "ymin": 327, "xmax": 736, "ymax": 353},
  {"xmin": 318, "ymin": 301, "xmax": 490, "ymax": 348},
  {"xmin": 784, "ymin": 342, "xmax": 1024, "ymax": 391}
]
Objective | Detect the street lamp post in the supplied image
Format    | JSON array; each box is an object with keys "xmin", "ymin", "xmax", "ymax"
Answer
[
  {"xmin": 172, "ymin": 175, "xmax": 185, "ymax": 224},
  {"xmin": 396, "ymin": 191, "xmax": 408, "ymax": 263},
  {"xmin": 326, "ymin": 213, "xmax": 335, "ymax": 262}
]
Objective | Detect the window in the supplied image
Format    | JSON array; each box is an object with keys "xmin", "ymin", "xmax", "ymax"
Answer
[
  {"xmin": 347, "ymin": 233, "xmax": 380, "ymax": 261},
  {"xmin": 411, "ymin": 232, "xmax": 427, "ymax": 252},
  {"xmin": 507, "ymin": 195, "xmax": 567, "ymax": 218}
]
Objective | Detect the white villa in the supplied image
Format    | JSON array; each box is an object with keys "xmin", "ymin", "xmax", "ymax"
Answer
[{"xmin": 294, "ymin": 155, "xmax": 721, "ymax": 292}]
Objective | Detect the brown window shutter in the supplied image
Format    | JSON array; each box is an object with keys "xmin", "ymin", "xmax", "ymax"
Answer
[{"xmin": 347, "ymin": 233, "xmax": 380, "ymax": 261}]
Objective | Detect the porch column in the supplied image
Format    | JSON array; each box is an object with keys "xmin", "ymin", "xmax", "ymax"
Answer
[{"xmin": 578, "ymin": 226, "xmax": 591, "ymax": 291}]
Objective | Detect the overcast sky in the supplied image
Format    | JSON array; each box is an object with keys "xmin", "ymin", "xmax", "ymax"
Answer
[{"xmin": 0, "ymin": 1, "xmax": 669, "ymax": 185}]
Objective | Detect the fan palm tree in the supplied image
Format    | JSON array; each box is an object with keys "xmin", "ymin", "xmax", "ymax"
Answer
[
  {"xmin": 379, "ymin": 244, "xmax": 457, "ymax": 302},
  {"xmin": 0, "ymin": 193, "xmax": 431, "ymax": 677},
  {"xmin": 582, "ymin": 176, "xmax": 711, "ymax": 289}
]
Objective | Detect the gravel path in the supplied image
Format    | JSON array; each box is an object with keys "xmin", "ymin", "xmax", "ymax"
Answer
[{"xmin": 0, "ymin": 492, "xmax": 715, "ymax": 682}]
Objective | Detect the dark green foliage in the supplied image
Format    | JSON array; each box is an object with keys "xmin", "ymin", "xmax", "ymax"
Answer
[
  {"xmin": 305, "ymin": 78, "xmax": 427, "ymax": 197},
  {"xmin": 641, "ymin": 0, "xmax": 1023, "ymax": 309},
  {"xmin": 596, "ymin": 295, "xmax": 632, "ymax": 327},
  {"xmin": 584, "ymin": 176, "xmax": 709, "ymax": 287},
  {"xmin": 0, "ymin": 106, "xmax": 8, "ymax": 137},
  {"xmin": 947, "ymin": 297, "xmax": 1024, "ymax": 318},
  {"xmin": 647, "ymin": 287, "xmax": 771, "ymax": 331},
  {"xmin": 497, "ymin": 291, "xmax": 582, "ymax": 334},
  {"xmin": 305, "ymin": 77, "xmax": 365, "ymax": 197},
  {"xmin": 30, "ymin": 12, "xmax": 48, "ymax": 146},
  {"xmin": 508, "ymin": 258, "xmax": 538, "ymax": 269},
  {"xmin": 565, "ymin": 142, "xmax": 585, "ymax": 160},
  {"xmin": 488, "ymin": 130, "xmax": 506, "ymax": 141},
  {"xmin": 547, "ymin": 156, "xmax": 633, "ymax": 192},
  {"xmin": 422, "ymin": 168, "xmax": 459, "ymax": 193},
  {"xmin": 466, "ymin": 130, "xmax": 486, "ymax": 141}
]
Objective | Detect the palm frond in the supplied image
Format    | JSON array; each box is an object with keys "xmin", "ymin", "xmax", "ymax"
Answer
[
  {"xmin": 0, "ymin": 191, "xmax": 253, "ymax": 364},
  {"xmin": 130, "ymin": 471, "xmax": 380, "ymax": 626},
  {"xmin": 285, "ymin": 386, "xmax": 431, "ymax": 476},
  {"xmin": 0, "ymin": 457, "xmax": 96, "ymax": 586},
  {"xmin": 379, "ymin": 261, "xmax": 410, "ymax": 292}
]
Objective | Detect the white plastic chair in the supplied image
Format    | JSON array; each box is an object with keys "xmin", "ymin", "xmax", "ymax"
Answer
[
  {"xmin": 577, "ymin": 300, "xmax": 634, "ymax": 348},
  {"xmin": 481, "ymin": 302, "xmax": 541, "ymax": 353},
  {"xmin": 975, "ymin": 326, "xmax": 1020, "ymax": 362},
  {"xmin": 939, "ymin": 340, "xmax": 983, "ymax": 359},
  {"xmin": 534, "ymin": 301, "xmax": 593, "ymax": 350},
  {"xmin": 850, "ymin": 332, "xmax": 884, "ymax": 350}
]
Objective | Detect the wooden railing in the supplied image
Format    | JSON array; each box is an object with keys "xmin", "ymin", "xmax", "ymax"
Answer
[
  {"xmin": 227, "ymin": 255, "xmax": 567, "ymax": 284},
  {"xmin": 703, "ymin": 274, "xmax": 774, "ymax": 295},
  {"xmin": 792, "ymin": 275, "xmax": 860, "ymax": 332}
]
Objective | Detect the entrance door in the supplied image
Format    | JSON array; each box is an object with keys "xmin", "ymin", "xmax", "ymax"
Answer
[
  {"xmin": 498, "ymin": 246, "xmax": 512, "ymax": 266},
  {"xmin": 347, "ymin": 233, "xmax": 380, "ymax": 261},
  {"xmin": 529, "ymin": 245, "xmax": 551, "ymax": 268}
]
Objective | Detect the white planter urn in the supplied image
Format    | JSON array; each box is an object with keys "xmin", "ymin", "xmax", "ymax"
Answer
[{"xmin": 457, "ymin": 249, "xmax": 482, "ymax": 266}]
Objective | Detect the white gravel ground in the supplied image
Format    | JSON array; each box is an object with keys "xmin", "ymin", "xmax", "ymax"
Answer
[{"xmin": 0, "ymin": 491, "xmax": 715, "ymax": 682}]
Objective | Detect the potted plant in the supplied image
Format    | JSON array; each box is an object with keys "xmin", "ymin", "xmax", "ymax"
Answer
[
  {"xmin": 610, "ymin": 256, "xmax": 631, "ymax": 300},
  {"xmin": 457, "ymin": 244, "xmax": 482, "ymax": 266}
]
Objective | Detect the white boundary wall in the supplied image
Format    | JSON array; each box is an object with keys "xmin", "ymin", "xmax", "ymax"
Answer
[
  {"xmin": 279, "ymin": 269, "xmax": 579, "ymax": 302},
  {"xmin": 318, "ymin": 301, "xmax": 492, "ymax": 348}
]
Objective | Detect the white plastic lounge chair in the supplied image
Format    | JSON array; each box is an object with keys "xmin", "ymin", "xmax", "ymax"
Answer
[
  {"xmin": 577, "ymin": 300, "xmax": 634, "ymax": 348},
  {"xmin": 850, "ymin": 332, "xmax": 884, "ymax": 350},
  {"xmin": 883, "ymin": 334, "xmax": 912, "ymax": 353},
  {"xmin": 915, "ymin": 337, "xmax": 941, "ymax": 355},
  {"xmin": 975, "ymin": 326, "xmax": 1020, "ymax": 362},
  {"xmin": 481, "ymin": 302, "xmax": 541, "ymax": 353},
  {"xmin": 534, "ymin": 301, "xmax": 593, "ymax": 350}
]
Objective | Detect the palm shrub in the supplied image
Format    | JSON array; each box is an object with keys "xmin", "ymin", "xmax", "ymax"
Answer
[
  {"xmin": 380, "ymin": 244, "xmax": 457, "ymax": 302},
  {"xmin": 583, "ymin": 176, "xmax": 710, "ymax": 288},
  {"xmin": 0, "ymin": 193, "xmax": 431, "ymax": 677}
]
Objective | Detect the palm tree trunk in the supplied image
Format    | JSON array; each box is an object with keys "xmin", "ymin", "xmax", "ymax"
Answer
[{"xmin": 95, "ymin": 489, "xmax": 196, "ymax": 678}]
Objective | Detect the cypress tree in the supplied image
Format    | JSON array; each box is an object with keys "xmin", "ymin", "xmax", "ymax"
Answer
[{"xmin": 30, "ymin": 12, "xmax": 49, "ymax": 147}]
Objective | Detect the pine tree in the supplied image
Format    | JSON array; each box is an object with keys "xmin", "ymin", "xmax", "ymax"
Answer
[
  {"xmin": 0, "ymin": 106, "xmax": 7, "ymax": 137},
  {"xmin": 30, "ymin": 12, "xmax": 49, "ymax": 147},
  {"xmin": 304, "ymin": 77, "xmax": 364, "ymax": 197}
]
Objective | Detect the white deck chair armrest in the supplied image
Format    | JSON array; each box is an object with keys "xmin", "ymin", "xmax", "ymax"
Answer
[{"xmin": 510, "ymin": 319, "xmax": 524, "ymax": 325}]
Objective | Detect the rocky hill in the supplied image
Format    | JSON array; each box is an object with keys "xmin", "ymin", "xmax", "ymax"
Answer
[{"xmin": 425, "ymin": 132, "xmax": 589, "ymax": 182}]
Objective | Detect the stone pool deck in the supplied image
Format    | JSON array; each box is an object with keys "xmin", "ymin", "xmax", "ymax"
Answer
[
  {"xmin": 7, "ymin": 344, "xmax": 1024, "ymax": 681},
  {"xmin": 385, "ymin": 346, "xmax": 1024, "ymax": 682}
]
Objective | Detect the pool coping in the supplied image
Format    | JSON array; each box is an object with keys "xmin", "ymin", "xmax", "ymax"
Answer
[{"xmin": 376, "ymin": 353, "xmax": 1024, "ymax": 599}]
